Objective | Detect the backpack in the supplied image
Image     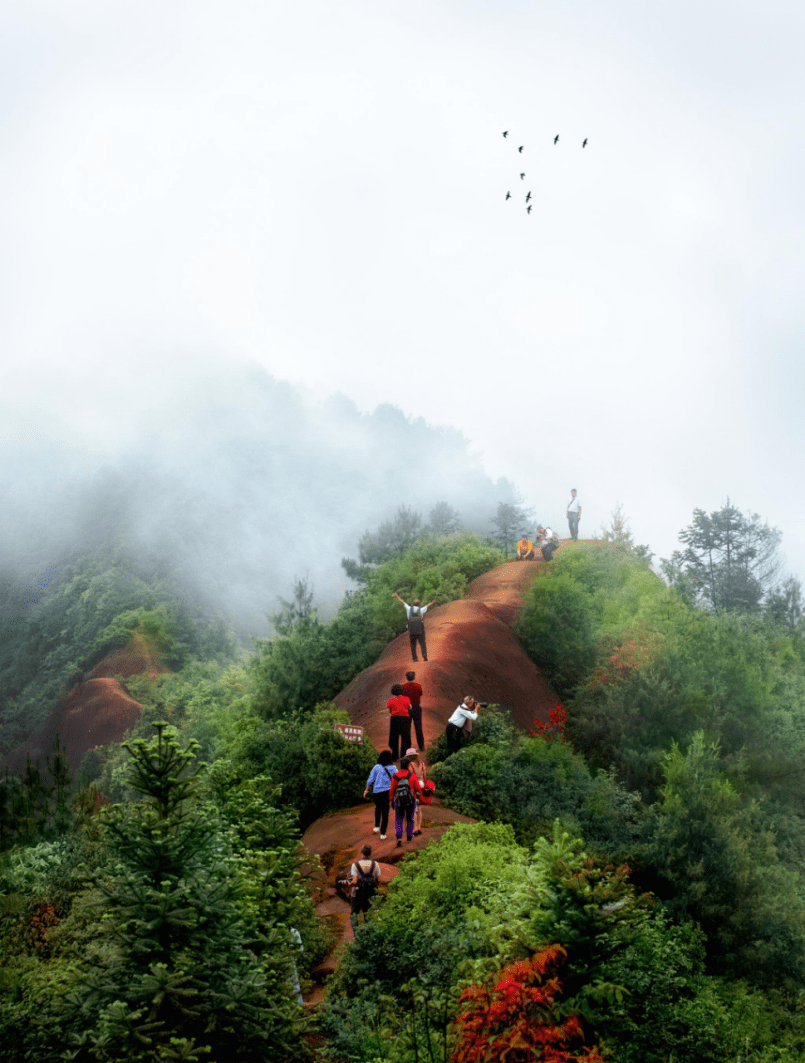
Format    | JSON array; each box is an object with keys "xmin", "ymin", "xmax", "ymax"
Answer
[
  {"xmin": 394, "ymin": 770, "xmax": 417, "ymax": 814},
  {"xmin": 407, "ymin": 607, "xmax": 425, "ymax": 636},
  {"xmin": 353, "ymin": 860, "xmax": 378, "ymax": 905}
]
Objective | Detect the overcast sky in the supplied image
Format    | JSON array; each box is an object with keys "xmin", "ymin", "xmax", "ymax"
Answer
[{"xmin": 3, "ymin": 1, "xmax": 804, "ymax": 580}]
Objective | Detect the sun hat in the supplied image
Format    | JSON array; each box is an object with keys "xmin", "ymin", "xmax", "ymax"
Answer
[{"xmin": 405, "ymin": 747, "xmax": 418, "ymax": 757}]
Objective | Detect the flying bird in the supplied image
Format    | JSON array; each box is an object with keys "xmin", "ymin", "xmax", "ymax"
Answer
[
  {"xmin": 583, "ymin": 138, "xmax": 588, "ymax": 148},
  {"xmin": 527, "ymin": 204, "xmax": 532, "ymax": 213},
  {"xmin": 526, "ymin": 191, "xmax": 531, "ymax": 202},
  {"xmin": 518, "ymin": 145, "xmax": 524, "ymax": 153},
  {"xmin": 554, "ymin": 134, "xmax": 559, "ymax": 144},
  {"xmin": 520, "ymin": 172, "xmax": 525, "ymax": 180},
  {"xmin": 503, "ymin": 130, "xmax": 509, "ymax": 137},
  {"xmin": 505, "ymin": 191, "xmax": 511, "ymax": 200}
]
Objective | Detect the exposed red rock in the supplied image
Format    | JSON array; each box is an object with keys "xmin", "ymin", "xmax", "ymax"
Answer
[
  {"xmin": 332, "ymin": 555, "xmax": 561, "ymax": 752},
  {"xmin": 304, "ymin": 554, "xmax": 565, "ymax": 1003},
  {"xmin": 88, "ymin": 631, "xmax": 170, "ymax": 682},
  {"xmin": 0, "ymin": 632, "xmax": 171, "ymax": 776},
  {"xmin": 1, "ymin": 677, "xmax": 144, "ymax": 776}
]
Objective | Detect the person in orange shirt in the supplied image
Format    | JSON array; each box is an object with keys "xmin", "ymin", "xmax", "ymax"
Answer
[{"xmin": 516, "ymin": 535, "xmax": 535, "ymax": 560}]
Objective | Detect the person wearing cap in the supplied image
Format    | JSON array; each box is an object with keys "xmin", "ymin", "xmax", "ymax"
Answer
[
  {"xmin": 392, "ymin": 593, "xmax": 436, "ymax": 662},
  {"xmin": 387, "ymin": 683, "xmax": 412, "ymax": 761},
  {"xmin": 445, "ymin": 697, "xmax": 480, "ymax": 755},
  {"xmin": 405, "ymin": 747, "xmax": 429, "ymax": 836},
  {"xmin": 401, "ymin": 670, "xmax": 425, "ymax": 751},
  {"xmin": 516, "ymin": 534, "xmax": 535, "ymax": 560},
  {"xmin": 537, "ymin": 525, "xmax": 560, "ymax": 562},
  {"xmin": 566, "ymin": 490, "xmax": 582, "ymax": 541}
]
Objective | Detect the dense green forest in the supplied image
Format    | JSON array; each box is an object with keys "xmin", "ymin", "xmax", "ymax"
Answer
[{"xmin": 4, "ymin": 502, "xmax": 805, "ymax": 1061}]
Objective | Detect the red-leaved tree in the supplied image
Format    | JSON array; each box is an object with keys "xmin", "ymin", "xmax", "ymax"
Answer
[{"xmin": 451, "ymin": 944, "xmax": 604, "ymax": 1063}]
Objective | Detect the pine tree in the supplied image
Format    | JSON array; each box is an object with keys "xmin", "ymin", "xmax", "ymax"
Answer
[{"xmin": 61, "ymin": 722, "xmax": 305, "ymax": 1062}]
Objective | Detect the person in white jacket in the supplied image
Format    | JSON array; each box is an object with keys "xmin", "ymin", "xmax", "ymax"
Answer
[{"xmin": 445, "ymin": 697, "xmax": 479, "ymax": 755}]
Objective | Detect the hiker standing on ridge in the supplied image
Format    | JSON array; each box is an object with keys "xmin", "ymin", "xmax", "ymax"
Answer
[
  {"xmin": 387, "ymin": 683, "xmax": 412, "ymax": 761},
  {"xmin": 349, "ymin": 844, "xmax": 381, "ymax": 931},
  {"xmin": 566, "ymin": 489, "xmax": 582, "ymax": 541},
  {"xmin": 401, "ymin": 670, "xmax": 425, "ymax": 751},
  {"xmin": 392, "ymin": 592, "xmax": 435, "ymax": 662}
]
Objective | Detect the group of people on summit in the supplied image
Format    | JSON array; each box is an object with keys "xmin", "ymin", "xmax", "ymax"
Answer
[{"xmin": 517, "ymin": 489, "xmax": 582, "ymax": 562}]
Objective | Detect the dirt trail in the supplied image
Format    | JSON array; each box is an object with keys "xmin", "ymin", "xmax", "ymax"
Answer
[
  {"xmin": 303, "ymin": 554, "xmax": 564, "ymax": 1003},
  {"xmin": 331, "ymin": 555, "xmax": 560, "ymax": 753}
]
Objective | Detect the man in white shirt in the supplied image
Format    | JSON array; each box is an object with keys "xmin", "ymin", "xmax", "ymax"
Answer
[
  {"xmin": 537, "ymin": 526, "xmax": 560, "ymax": 562},
  {"xmin": 445, "ymin": 697, "xmax": 479, "ymax": 755},
  {"xmin": 566, "ymin": 490, "xmax": 582, "ymax": 541}
]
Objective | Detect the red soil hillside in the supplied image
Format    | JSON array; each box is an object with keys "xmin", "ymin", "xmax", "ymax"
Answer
[
  {"xmin": 1, "ymin": 633, "xmax": 169, "ymax": 776},
  {"xmin": 1, "ymin": 678, "xmax": 144, "ymax": 776},
  {"xmin": 332, "ymin": 555, "xmax": 562, "ymax": 751},
  {"xmin": 303, "ymin": 554, "xmax": 565, "ymax": 1002},
  {"xmin": 89, "ymin": 631, "xmax": 170, "ymax": 682}
]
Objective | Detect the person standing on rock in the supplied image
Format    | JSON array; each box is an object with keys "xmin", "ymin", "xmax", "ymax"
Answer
[
  {"xmin": 401, "ymin": 670, "xmax": 425, "ymax": 751},
  {"xmin": 349, "ymin": 844, "xmax": 381, "ymax": 932},
  {"xmin": 392, "ymin": 592, "xmax": 435, "ymax": 662},
  {"xmin": 445, "ymin": 696, "xmax": 480, "ymax": 755},
  {"xmin": 389, "ymin": 755, "xmax": 423, "ymax": 846},
  {"xmin": 363, "ymin": 749, "xmax": 396, "ymax": 840},
  {"xmin": 566, "ymin": 489, "xmax": 582, "ymax": 541},
  {"xmin": 387, "ymin": 683, "xmax": 412, "ymax": 761}
]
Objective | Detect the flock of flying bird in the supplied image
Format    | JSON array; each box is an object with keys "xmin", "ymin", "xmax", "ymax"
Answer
[{"xmin": 502, "ymin": 130, "xmax": 588, "ymax": 214}]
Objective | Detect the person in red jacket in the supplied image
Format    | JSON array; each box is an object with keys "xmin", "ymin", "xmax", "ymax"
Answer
[
  {"xmin": 389, "ymin": 756, "xmax": 423, "ymax": 846},
  {"xmin": 401, "ymin": 670, "xmax": 425, "ymax": 751},
  {"xmin": 387, "ymin": 683, "xmax": 412, "ymax": 761}
]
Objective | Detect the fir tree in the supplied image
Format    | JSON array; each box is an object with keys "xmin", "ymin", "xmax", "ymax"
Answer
[{"xmin": 61, "ymin": 722, "xmax": 306, "ymax": 1062}]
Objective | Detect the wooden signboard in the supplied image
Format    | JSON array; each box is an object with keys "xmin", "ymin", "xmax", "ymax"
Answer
[{"xmin": 334, "ymin": 722, "xmax": 364, "ymax": 744}]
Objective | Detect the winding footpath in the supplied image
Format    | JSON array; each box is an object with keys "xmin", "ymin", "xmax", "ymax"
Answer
[{"xmin": 302, "ymin": 551, "xmax": 570, "ymax": 1003}]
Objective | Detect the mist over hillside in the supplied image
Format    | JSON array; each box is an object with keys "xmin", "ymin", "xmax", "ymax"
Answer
[{"xmin": 1, "ymin": 363, "xmax": 518, "ymax": 635}]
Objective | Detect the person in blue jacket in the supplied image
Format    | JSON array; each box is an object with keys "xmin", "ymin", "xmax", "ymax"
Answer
[{"xmin": 363, "ymin": 748, "xmax": 396, "ymax": 839}]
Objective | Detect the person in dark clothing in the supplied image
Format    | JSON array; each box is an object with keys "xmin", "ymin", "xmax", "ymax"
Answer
[
  {"xmin": 349, "ymin": 844, "xmax": 380, "ymax": 932},
  {"xmin": 387, "ymin": 683, "xmax": 412, "ymax": 761},
  {"xmin": 392, "ymin": 593, "xmax": 435, "ymax": 662},
  {"xmin": 401, "ymin": 670, "xmax": 425, "ymax": 750}
]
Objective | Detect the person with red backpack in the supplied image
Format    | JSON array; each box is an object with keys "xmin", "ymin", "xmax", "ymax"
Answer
[{"xmin": 389, "ymin": 756, "xmax": 423, "ymax": 847}]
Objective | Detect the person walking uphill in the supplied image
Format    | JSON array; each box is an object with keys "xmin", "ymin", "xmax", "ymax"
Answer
[
  {"xmin": 401, "ymin": 670, "xmax": 425, "ymax": 751},
  {"xmin": 389, "ymin": 756, "xmax": 423, "ymax": 846},
  {"xmin": 566, "ymin": 489, "xmax": 582, "ymax": 541},
  {"xmin": 349, "ymin": 844, "xmax": 381, "ymax": 932},
  {"xmin": 392, "ymin": 592, "xmax": 435, "ymax": 662},
  {"xmin": 387, "ymin": 684, "xmax": 412, "ymax": 761},
  {"xmin": 363, "ymin": 749, "xmax": 396, "ymax": 839}
]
